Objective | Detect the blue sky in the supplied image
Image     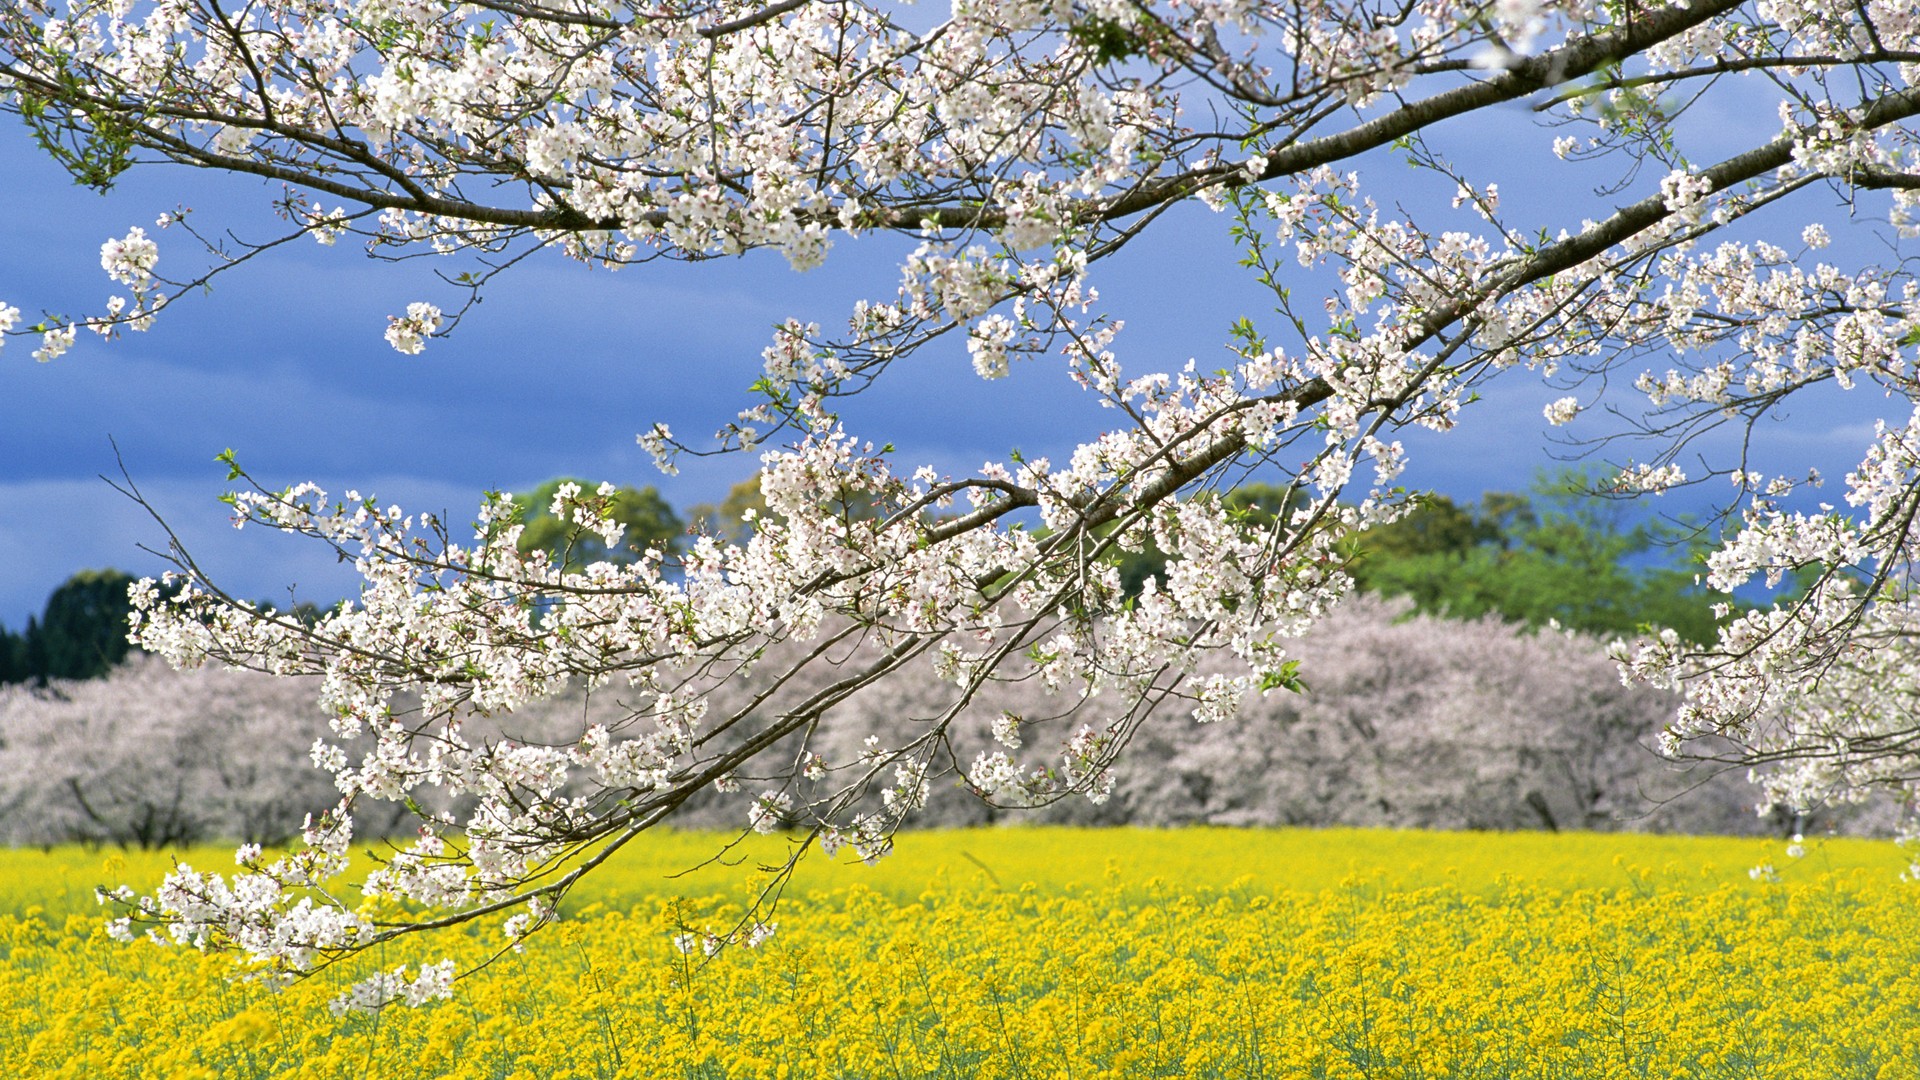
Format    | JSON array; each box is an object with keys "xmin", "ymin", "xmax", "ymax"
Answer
[{"xmin": 0, "ymin": 103, "xmax": 1899, "ymax": 628}]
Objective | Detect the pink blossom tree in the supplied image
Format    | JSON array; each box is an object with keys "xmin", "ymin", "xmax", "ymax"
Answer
[
  {"xmin": 0, "ymin": 598, "xmax": 1778, "ymax": 848},
  {"xmin": 5, "ymin": 0, "xmax": 1920, "ymax": 1007},
  {"xmin": 771, "ymin": 594, "xmax": 1773, "ymax": 834},
  {"xmin": 0, "ymin": 658, "xmax": 352, "ymax": 848}
]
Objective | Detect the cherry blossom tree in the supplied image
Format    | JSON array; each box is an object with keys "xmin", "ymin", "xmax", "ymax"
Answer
[
  {"xmin": 810, "ymin": 594, "xmax": 1776, "ymax": 836},
  {"xmin": 0, "ymin": 657, "xmax": 356, "ymax": 849},
  {"xmin": 5, "ymin": 0, "xmax": 1920, "ymax": 1008},
  {"xmin": 0, "ymin": 594, "xmax": 1780, "ymax": 848}
]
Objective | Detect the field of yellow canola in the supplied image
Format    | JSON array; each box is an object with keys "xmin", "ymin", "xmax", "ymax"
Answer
[{"xmin": 2, "ymin": 827, "xmax": 1916, "ymax": 1079}]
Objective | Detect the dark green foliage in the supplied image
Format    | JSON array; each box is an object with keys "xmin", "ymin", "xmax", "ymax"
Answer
[
  {"xmin": 1348, "ymin": 493, "xmax": 1494, "ymax": 562},
  {"xmin": 513, "ymin": 477, "xmax": 685, "ymax": 570},
  {"xmin": 16, "ymin": 74, "xmax": 139, "ymax": 192},
  {"xmin": 1347, "ymin": 470, "xmax": 1731, "ymax": 643},
  {"xmin": 1067, "ymin": 16, "xmax": 1151, "ymax": 65},
  {"xmin": 0, "ymin": 569, "xmax": 142, "ymax": 686},
  {"xmin": 0, "ymin": 626, "xmax": 23, "ymax": 684},
  {"xmin": 37, "ymin": 568, "xmax": 139, "ymax": 679}
]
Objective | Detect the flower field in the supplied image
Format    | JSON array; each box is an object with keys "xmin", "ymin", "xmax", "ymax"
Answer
[{"xmin": 3, "ymin": 827, "xmax": 1916, "ymax": 1079}]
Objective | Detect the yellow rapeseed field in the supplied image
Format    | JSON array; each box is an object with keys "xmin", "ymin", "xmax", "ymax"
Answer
[{"xmin": 2, "ymin": 827, "xmax": 1915, "ymax": 1079}]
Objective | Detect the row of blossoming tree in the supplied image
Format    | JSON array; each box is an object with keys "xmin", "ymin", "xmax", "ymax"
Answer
[
  {"xmin": 5, "ymin": 0, "xmax": 1919, "ymax": 1008},
  {"xmin": 3, "ymin": 598, "xmax": 1803, "ymax": 852}
]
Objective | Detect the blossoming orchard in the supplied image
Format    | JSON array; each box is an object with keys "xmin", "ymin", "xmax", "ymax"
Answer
[{"xmin": 4, "ymin": 0, "xmax": 1919, "ymax": 1012}]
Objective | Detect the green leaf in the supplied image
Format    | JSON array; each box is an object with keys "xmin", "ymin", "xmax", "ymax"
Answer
[
  {"xmin": 1257, "ymin": 660, "xmax": 1307, "ymax": 694},
  {"xmin": 1067, "ymin": 16, "xmax": 1150, "ymax": 65}
]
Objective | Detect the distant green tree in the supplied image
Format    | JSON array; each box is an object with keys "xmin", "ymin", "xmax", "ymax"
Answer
[
  {"xmin": 21, "ymin": 616, "xmax": 49, "ymax": 686},
  {"xmin": 37, "ymin": 568, "xmax": 140, "ymax": 680},
  {"xmin": 0, "ymin": 569, "xmax": 142, "ymax": 685},
  {"xmin": 1348, "ymin": 470, "xmax": 1729, "ymax": 642},
  {"xmin": 1475, "ymin": 491, "xmax": 1538, "ymax": 547},
  {"xmin": 512, "ymin": 478, "xmax": 684, "ymax": 571},
  {"xmin": 0, "ymin": 626, "xmax": 23, "ymax": 684},
  {"xmin": 1343, "ymin": 493, "xmax": 1489, "ymax": 566}
]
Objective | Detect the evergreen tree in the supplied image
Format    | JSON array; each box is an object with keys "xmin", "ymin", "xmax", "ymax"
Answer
[
  {"xmin": 0, "ymin": 569, "xmax": 146, "ymax": 685},
  {"xmin": 38, "ymin": 569, "xmax": 139, "ymax": 680},
  {"xmin": 21, "ymin": 617, "xmax": 48, "ymax": 687},
  {"xmin": 0, "ymin": 627, "xmax": 23, "ymax": 685}
]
